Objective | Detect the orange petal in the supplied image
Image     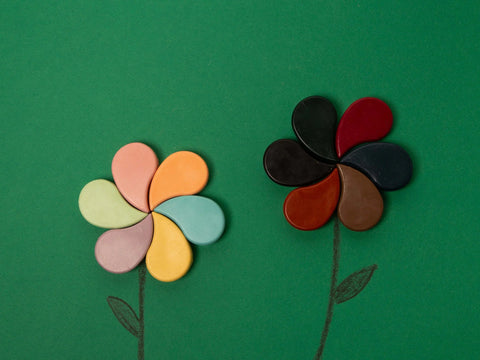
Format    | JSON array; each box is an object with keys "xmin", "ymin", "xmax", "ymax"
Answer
[
  {"xmin": 283, "ymin": 169, "xmax": 340, "ymax": 230},
  {"xmin": 337, "ymin": 164, "xmax": 384, "ymax": 231},
  {"xmin": 148, "ymin": 151, "xmax": 208, "ymax": 210},
  {"xmin": 146, "ymin": 213, "xmax": 193, "ymax": 282},
  {"xmin": 112, "ymin": 143, "xmax": 159, "ymax": 213}
]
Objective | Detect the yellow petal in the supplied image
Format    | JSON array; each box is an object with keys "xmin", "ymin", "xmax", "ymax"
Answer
[{"xmin": 146, "ymin": 213, "xmax": 193, "ymax": 282}]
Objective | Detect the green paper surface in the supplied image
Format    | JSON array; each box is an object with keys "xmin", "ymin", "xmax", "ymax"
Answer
[{"xmin": 1, "ymin": 1, "xmax": 479, "ymax": 359}]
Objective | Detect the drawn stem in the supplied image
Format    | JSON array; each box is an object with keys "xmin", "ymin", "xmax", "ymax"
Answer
[
  {"xmin": 138, "ymin": 261, "xmax": 146, "ymax": 360},
  {"xmin": 314, "ymin": 216, "xmax": 341, "ymax": 360}
]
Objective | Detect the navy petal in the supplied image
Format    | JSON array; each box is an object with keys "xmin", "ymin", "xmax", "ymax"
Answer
[
  {"xmin": 292, "ymin": 96, "xmax": 338, "ymax": 163},
  {"xmin": 264, "ymin": 139, "xmax": 335, "ymax": 186},
  {"xmin": 340, "ymin": 142, "xmax": 413, "ymax": 191}
]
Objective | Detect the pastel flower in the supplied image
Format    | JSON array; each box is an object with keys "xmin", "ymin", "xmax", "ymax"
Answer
[
  {"xmin": 264, "ymin": 96, "xmax": 412, "ymax": 231},
  {"xmin": 79, "ymin": 142, "xmax": 225, "ymax": 281}
]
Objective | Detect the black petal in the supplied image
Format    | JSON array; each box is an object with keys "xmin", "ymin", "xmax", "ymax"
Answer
[
  {"xmin": 264, "ymin": 139, "xmax": 335, "ymax": 186},
  {"xmin": 292, "ymin": 96, "xmax": 338, "ymax": 163}
]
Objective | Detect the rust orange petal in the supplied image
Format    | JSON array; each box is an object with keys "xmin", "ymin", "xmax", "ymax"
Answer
[{"xmin": 283, "ymin": 169, "xmax": 340, "ymax": 231}]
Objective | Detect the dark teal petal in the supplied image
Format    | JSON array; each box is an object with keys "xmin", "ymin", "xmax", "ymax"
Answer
[{"xmin": 340, "ymin": 142, "xmax": 412, "ymax": 191}]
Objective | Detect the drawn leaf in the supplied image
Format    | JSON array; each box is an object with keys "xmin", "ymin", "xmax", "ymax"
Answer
[
  {"xmin": 334, "ymin": 264, "xmax": 378, "ymax": 304},
  {"xmin": 106, "ymin": 296, "xmax": 140, "ymax": 338}
]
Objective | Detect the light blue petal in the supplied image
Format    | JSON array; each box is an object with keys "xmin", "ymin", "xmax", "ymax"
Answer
[{"xmin": 154, "ymin": 195, "xmax": 225, "ymax": 245}]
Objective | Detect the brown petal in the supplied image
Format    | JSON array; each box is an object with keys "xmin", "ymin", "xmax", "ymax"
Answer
[{"xmin": 337, "ymin": 164, "xmax": 383, "ymax": 231}]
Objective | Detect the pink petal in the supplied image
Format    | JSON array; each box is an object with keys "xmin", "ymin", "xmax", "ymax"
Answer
[
  {"xmin": 95, "ymin": 214, "xmax": 153, "ymax": 274},
  {"xmin": 112, "ymin": 142, "xmax": 159, "ymax": 213}
]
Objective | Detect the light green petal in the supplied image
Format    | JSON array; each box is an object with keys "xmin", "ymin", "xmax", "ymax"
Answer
[{"xmin": 79, "ymin": 179, "xmax": 147, "ymax": 229}]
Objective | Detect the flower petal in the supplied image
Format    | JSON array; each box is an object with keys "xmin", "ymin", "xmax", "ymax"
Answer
[
  {"xmin": 146, "ymin": 213, "xmax": 193, "ymax": 282},
  {"xmin": 94, "ymin": 214, "xmax": 153, "ymax": 274},
  {"xmin": 337, "ymin": 164, "xmax": 383, "ymax": 231},
  {"xmin": 112, "ymin": 142, "xmax": 159, "ymax": 213},
  {"xmin": 283, "ymin": 169, "xmax": 340, "ymax": 230},
  {"xmin": 263, "ymin": 139, "xmax": 335, "ymax": 186},
  {"xmin": 79, "ymin": 179, "xmax": 147, "ymax": 228},
  {"xmin": 148, "ymin": 151, "xmax": 208, "ymax": 210},
  {"xmin": 340, "ymin": 142, "xmax": 413, "ymax": 191},
  {"xmin": 292, "ymin": 96, "xmax": 338, "ymax": 162},
  {"xmin": 335, "ymin": 97, "xmax": 393, "ymax": 157},
  {"xmin": 154, "ymin": 195, "xmax": 224, "ymax": 245}
]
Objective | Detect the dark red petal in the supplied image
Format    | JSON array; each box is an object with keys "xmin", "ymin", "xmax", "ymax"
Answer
[
  {"xmin": 336, "ymin": 97, "xmax": 393, "ymax": 157},
  {"xmin": 264, "ymin": 139, "xmax": 335, "ymax": 186},
  {"xmin": 283, "ymin": 169, "xmax": 340, "ymax": 231}
]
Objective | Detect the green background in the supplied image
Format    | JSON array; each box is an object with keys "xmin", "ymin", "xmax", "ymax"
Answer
[{"xmin": 1, "ymin": 1, "xmax": 479, "ymax": 359}]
